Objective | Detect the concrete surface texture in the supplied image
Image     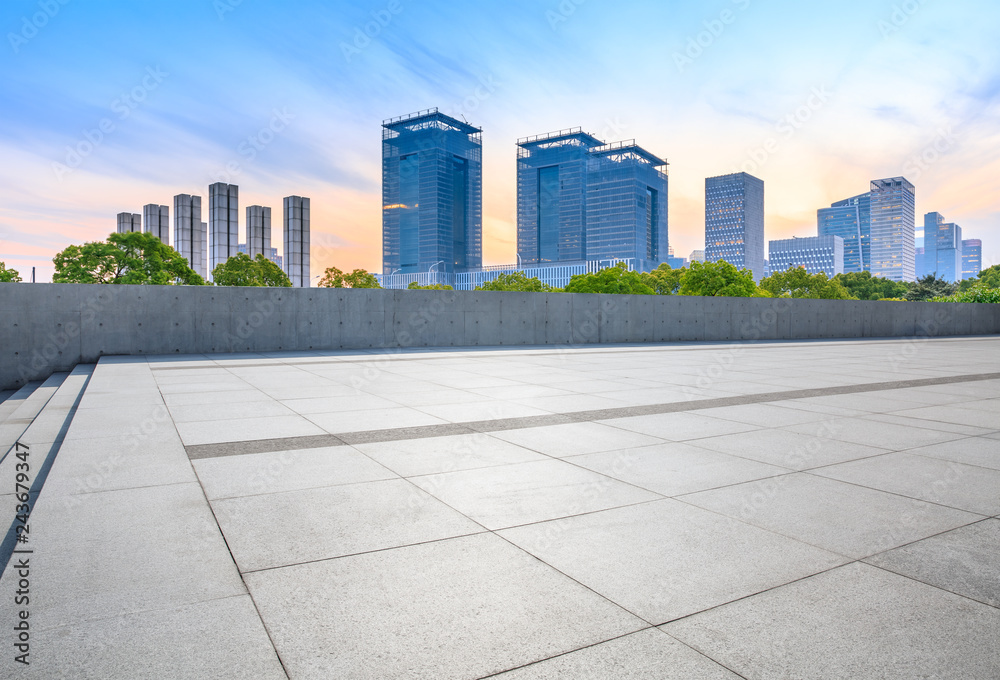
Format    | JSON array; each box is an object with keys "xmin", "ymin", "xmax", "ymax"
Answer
[
  {"xmin": 4, "ymin": 283, "xmax": 1000, "ymax": 390},
  {"xmin": 0, "ymin": 336, "xmax": 997, "ymax": 678}
]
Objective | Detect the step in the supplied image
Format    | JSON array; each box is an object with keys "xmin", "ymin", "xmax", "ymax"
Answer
[
  {"xmin": 0, "ymin": 365, "xmax": 93, "ymax": 576},
  {"xmin": 0, "ymin": 382, "xmax": 37, "ymax": 427}
]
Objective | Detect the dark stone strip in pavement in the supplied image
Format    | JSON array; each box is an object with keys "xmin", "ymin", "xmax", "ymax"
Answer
[
  {"xmin": 184, "ymin": 371, "xmax": 1000, "ymax": 460},
  {"xmin": 186, "ymin": 434, "xmax": 345, "ymax": 460}
]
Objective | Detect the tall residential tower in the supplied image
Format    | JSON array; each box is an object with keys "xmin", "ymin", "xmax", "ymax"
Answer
[
  {"xmin": 174, "ymin": 194, "xmax": 207, "ymax": 279},
  {"xmin": 143, "ymin": 204, "xmax": 169, "ymax": 245},
  {"xmin": 209, "ymin": 182, "xmax": 239, "ymax": 277},
  {"xmin": 283, "ymin": 195, "xmax": 310, "ymax": 287}
]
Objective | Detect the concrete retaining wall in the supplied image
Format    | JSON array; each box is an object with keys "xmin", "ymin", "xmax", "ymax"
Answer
[{"xmin": 3, "ymin": 283, "xmax": 999, "ymax": 390}]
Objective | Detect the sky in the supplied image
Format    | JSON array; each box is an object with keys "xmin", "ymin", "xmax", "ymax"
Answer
[{"xmin": 1, "ymin": 0, "xmax": 998, "ymax": 282}]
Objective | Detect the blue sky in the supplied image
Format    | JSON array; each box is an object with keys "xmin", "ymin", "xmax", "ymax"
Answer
[{"xmin": 1, "ymin": 0, "xmax": 998, "ymax": 280}]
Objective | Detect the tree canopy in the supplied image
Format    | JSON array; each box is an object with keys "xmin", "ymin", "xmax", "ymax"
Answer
[
  {"xmin": 564, "ymin": 262, "xmax": 654, "ymax": 295},
  {"xmin": 53, "ymin": 232, "xmax": 204, "ymax": 285},
  {"xmin": 759, "ymin": 267, "xmax": 854, "ymax": 299},
  {"xmin": 641, "ymin": 263, "xmax": 685, "ymax": 295},
  {"xmin": 318, "ymin": 266, "xmax": 381, "ymax": 288},
  {"xmin": 212, "ymin": 253, "xmax": 291, "ymax": 287},
  {"xmin": 905, "ymin": 274, "xmax": 957, "ymax": 302},
  {"xmin": 934, "ymin": 282, "xmax": 1000, "ymax": 304},
  {"xmin": 0, "ymin": 262, "xmax": 22, "ymax": 283},
  {"xmin": 959, "ymin": 264, "xmax": 1000, "ymax": 292},
  {"xmin": 832, "ymin": 271, "xmax": 909, "ymax": 301},
  {"xmin": 678, "ymin": 260, "xmax": 758, "ymax": 297},
  {"xmin": 407, "ymin": 282, "xmax": 453, "ymax": 290},
  {"xmin": 475, "ymin": 271, "xmax": 557, "ymax": 292}
]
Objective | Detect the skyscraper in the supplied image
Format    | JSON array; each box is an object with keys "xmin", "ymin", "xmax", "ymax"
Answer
[
  {"xmin": 143, "ymin": 204, "xmax": 169, "ymax": 245},
  {"xmin": 705, "ymin": 172, "xmax": 765, "ymax": 280},
  {"xmin": 585, "ymin": 141, "xmax": 668, "ymax": 267},
  {"xmin": 962, "ymin": 239, "xmax": 982, "ymax": 280},
  {"xmin": 515, "ymin": 130, "xmax": 668, "ymax": 269},
  {"xmin": 246, "ymin": 205, "xmax": 272, "ymax": 259},
  {"xmin": 817, "ymin": 192, "xmax": 870, "ymax": 273},
  {"xmin": 516, "ymin": 128, "xmax": 599, "ymax": 265},
  {"xmin": 283, "ymin": 195, "xmax": 310, "ymax": 287},
  {"xmin": 174, "ymin": 194, "xmax": 207, "ymax": 279},
  {"xmin": 869, "ymin": 177, "xmax": 915, "ymax": 282},
  {"xmin": 382, "ymin": 108, "xmax": 482, "ymax": 276},
  {"xmin": 116, "ymin": 212, "xmax": 141, "ymax": 234},
  {"xmin": 922, "ymin": 212, "xmax": 963, "ymax": 282},
  {"xmin": 209, "ymin": 182, "xmax": 239, "ymax": 276}
]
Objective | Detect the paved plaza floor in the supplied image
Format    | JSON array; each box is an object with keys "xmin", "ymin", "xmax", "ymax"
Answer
[{"xmin": 1, "ymin": 336, "xmax": 999, "ymax": 678}]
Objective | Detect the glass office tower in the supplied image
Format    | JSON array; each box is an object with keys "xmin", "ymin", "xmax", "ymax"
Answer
[
  {"xmin": 516, "ymin": 128, "xmax": 601, "ymax": 265},
  {"xmin": 516, "ymin": 130, "xmax": 668, "ymax": 270},
  {"xmin": 768, "ymin": 235, "xmax": 844, "ymax": 277},
  {"xmin": 382, "ymin": 108, "xmax": 482, "ymax": 276},
  {"xmin": 923, "ymin": 212, "xmax": 963, "ymax": 282},
  {"xmin": 705, "ymin": 172, "xmax": 765, "ymax": 280},
  {"xmin": 818, "ymin": 192, "xmax": 870, "ymax": 273},
  {"xmin": 869, "ymin": 177, "xmax": 915, "ymax": 282},
  {"xmin": 962, "ymin": 239, "xmax": 982, "ymax": 280},
  {"xmin": 585, "ymin": 141, "xmax": 668, "ymax": 267}
]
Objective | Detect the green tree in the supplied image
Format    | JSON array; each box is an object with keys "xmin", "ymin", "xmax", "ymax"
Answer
[
  {"xmin": 0, "ymin": 262, "xmax": 22, "ymax": 283},
  {"xmin": 318, "ymin": 266, "xmax": 381, "ymax": 288},
  {"xmin": 53, "ymin": 232, "xmax": 204, "ymax": 285},
  {"xmin": 212, "ymin": 253, "xmax": 291, "ymax": 287},
  {"xmin": 564, "ymin": 263, "xmax": 654, "ymax": 295},
  {"xmin": 475, "ymin": 271, "xmax": 557, "ymax": 292},
  {"xmin": 641, "ymin": 263, "xmax": 685, "ymax": 295},
  {"xmin": 833, "ymin": 271, "xmax": 909, "ymax": 301},
  {"xmin": 960, "ymin": 264, "xmax": 1000, "ymax": 292},
  {"xmin": 760, "ymin": 267, "xmax": 854, "ymax": 299},
  {"xmin": 905, "ymin": 274, "xmax": 957, "ymax": 302},
  {"xmin": 678, "ymin": 260, "xmax": 757, "ymax": 297},
  {"xmin": 933, "ymin": 283, "xmax": 1000, "ymax": 304},
  {"xmin": 407, "ymin": 281, "xmax": 453, "ymax": 290}
]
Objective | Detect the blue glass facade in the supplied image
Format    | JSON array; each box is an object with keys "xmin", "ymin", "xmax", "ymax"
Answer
[
  {"xmin": 923, "ymin": 212, "xmax": 963, "ymax": 282},
  {"xmin": 869, "ymin": 177, "xmax": 915, "ymax": 282},
  {"xmin": 818, "ymin": 192, "xmax": 870, "ymax": 273},
  {"xmin": 705, "ymin": 172, "xmax": 765, "ymax": 280},
  {"xmin": 516, "ymin": 129, "xmax": 667, "ymax": 270},
  {"xmin": 383, "ymin": 108, "xmax": 482, "ymax": 275},
  {"xmin": 962, "ymin": 239, "xmax": 982, "ymax": 280}
]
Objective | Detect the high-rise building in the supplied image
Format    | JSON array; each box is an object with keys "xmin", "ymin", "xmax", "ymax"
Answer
[
  {"xmin": 209, "ymin": 182, "xmax": 239, "ymax": 277},
  {"xmin": 915, "ymin": 247, "xmax": 926, "ymax": 279},
  {"xmin": 585, "ymin": 141, "xmax": 668, "ymax": 267},
  {"xmin": 382, "ymin": 108, "xmax": 482, "ymax": 277},
  {"xmin": 516, "ymin": 128, "xmax": 600, "ymax": 265},
  {"xmin": 143, "ymin": 204, "xmax": 169, "ymax": 245},
  {"xmin": 768, "ymin": 235, "xmax": 844, "ymax": 277},
  {"xmin": 116, "ymin": 212, "xmax": 141, "ymax": 234},
  {"xmin": 689, "ymin": 249, "xmax": 705, "ymax": 263},
  {"xmin": 174, "ymin": 194, "xmax": 207, "ymax": 279},
  {"xmin": 705, "ymin": 172, "xmax": 765, "ymax": 280},
  {"xmin": 515, "ymin": 129, "xmax": 668, "ymax": 270},
  {"xmin": 922, "ymin": 212, "xmax": 963, "ymax": 282},
  {"xmin": 283, "ymin": 195, "xmax": 310, "ymax": 287},
  {"xmin": 246, "ymin": 205, "xmax": 272, "ymax": 259},
  {"xmin": 869, "ymin": 177, "xmax": 915, "ymax": 282},
  {"xmin": 962, "ymin": 239, "xmax": 982, "ymax": 280},
  {"xmin": 817, "ymin": 192, "xmax": 870, "ymax": 273}
]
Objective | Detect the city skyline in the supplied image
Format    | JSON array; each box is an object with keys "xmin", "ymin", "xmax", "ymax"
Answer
[{"xmin": 1, "ymin": 1, "xmax": 998, "ymax": 282}]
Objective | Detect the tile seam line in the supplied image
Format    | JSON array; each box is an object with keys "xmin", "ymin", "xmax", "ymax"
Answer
[
  {"xmin": 183, "ymin": 371, "xmax": 1000, "ymax": 460},
  {"xmin": 146, "ymin": 335, "xmax": 1000, "ymax": 372}
]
